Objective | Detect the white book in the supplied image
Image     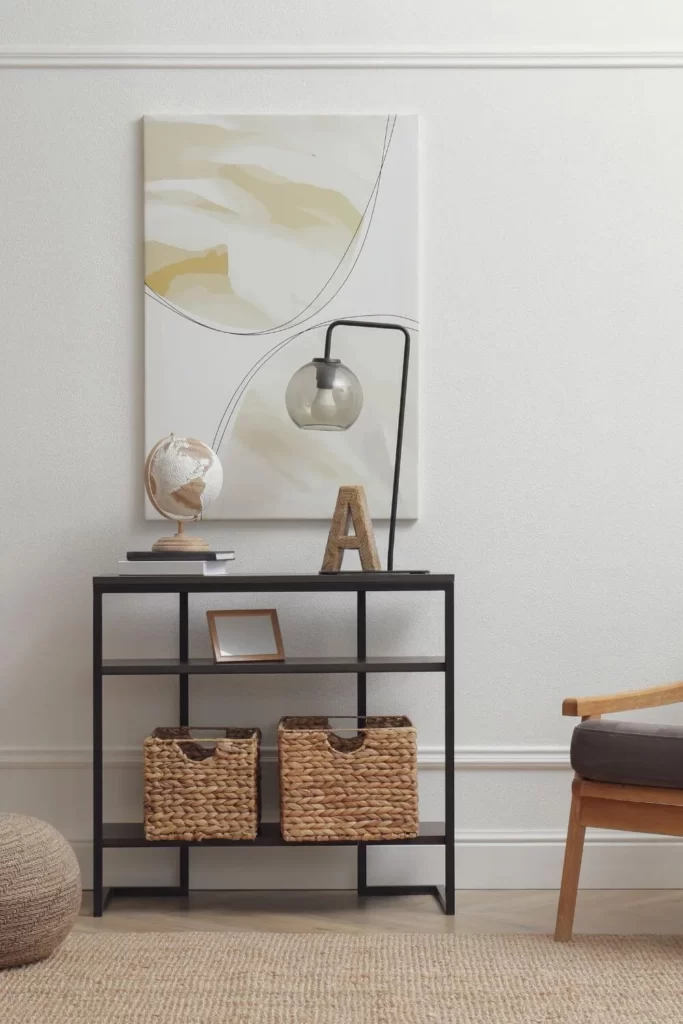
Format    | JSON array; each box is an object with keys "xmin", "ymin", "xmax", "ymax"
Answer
[{"xmin": 117, "ymin": 560, "xmax": 232, "ymax": 576}]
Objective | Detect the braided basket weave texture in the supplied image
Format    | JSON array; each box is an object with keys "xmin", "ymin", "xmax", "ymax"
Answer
[
  {"xmin": 278, "ymin": 716, "xmax": 418, "ymax": 842},
  {"xmin": 0, "ymin": 813, "xmax": 81, "ymax": 969},
  {"xmin": 144, "ymin": 727, "xmax": 261, "ymax": 841}
]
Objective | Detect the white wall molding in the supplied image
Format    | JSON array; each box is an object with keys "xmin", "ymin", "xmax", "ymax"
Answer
[
  {"xmin": 3, "ymin": 47, "xmax": 683, "ymax": 70},
  {"xmin": 0, "ymin": 744, "xmax": 571, "ymax": 770},
  {"xmin": 450, "ymin": 746, "xmax": 569, "ymax": 769},
  {"xmin": 0, "ymin": 747, "xmax": 140, "ymax": 769}
]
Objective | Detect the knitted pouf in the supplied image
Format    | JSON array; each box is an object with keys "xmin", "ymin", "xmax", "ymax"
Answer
[{"xmin": 0, "ymin": 814, "xmax": 81, "ymax": 969}]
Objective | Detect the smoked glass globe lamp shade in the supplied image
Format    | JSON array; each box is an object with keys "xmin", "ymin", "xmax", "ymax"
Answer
[{"xmin": 285, "ymin": 358, "xmax": 364, "ymax": 431}]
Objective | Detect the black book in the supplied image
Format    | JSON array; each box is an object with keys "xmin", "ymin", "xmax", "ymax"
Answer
[{"xmin": 126, "ymin": 551, "xmax": 235, "ymax": 562}]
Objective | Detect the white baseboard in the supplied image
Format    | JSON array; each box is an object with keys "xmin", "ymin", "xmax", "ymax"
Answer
[
  {"xmin": 454, "ymin": 830, "xmax": 683, "ymax": 889},
  {"xmin": 66, "ymin": 830, "xmax": 683, "ymax": 891},
  {"xmin": 1, "ymin": 47, "xmax": 683, "ymax": 69}
]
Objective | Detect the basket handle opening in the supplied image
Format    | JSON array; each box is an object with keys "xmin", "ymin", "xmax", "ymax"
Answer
[
  {"xmin": 169, "ymin": 735, "xmax": 251, "ymax": 763},
  {"xmin": 173, "ymin": 739, "xmax": 220, "ymax": 763},
  {"xmin": 324, "ymin": 731, "xmax": 367, "ymax": 754}
]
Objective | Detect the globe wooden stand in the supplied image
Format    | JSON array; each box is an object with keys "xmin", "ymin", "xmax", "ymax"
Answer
[{"xmin": 151, "ymin": 521, "xmax": 209, "ymax": 553}]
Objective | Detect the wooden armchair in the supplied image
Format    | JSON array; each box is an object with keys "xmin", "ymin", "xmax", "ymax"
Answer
[{"xmin": 555, "ymin": 679, "xmax": 683, "ymax": 941}]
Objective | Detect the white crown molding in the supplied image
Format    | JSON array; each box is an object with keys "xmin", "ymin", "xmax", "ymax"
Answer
[
  {"xmin": 0, "ymin": 744, "xmax": 571, "ymax": 770},
  {"xmin": 2, "ymin": 47, "xmax": 683, "ymax": 70}
]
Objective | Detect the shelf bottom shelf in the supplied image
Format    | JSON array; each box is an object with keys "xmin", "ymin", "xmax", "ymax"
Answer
[
  {"xmin": 94, "ymin": 884, "xmax": 448, "ymax": 917},
  {"xmin": 98, "ymin": 883, "xmax": 452, "ymax": 914},
  {"xmin": 102, "ymin": 821, "xmax": 446, "ymax": 848}
]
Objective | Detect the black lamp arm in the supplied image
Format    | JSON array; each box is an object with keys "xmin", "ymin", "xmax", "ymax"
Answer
[{"xmin": 322, "ymin": 319, "xmax": 411, "ymax": 572}]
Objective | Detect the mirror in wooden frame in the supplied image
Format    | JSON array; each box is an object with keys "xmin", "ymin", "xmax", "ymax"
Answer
[{"xmin": 206, "ymin": 609, "xmax": 285, "ymax": 663}]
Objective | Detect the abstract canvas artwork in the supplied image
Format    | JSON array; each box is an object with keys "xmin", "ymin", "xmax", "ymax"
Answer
[{"xmin": 144, "ymin": 115, "xmax": 419, "ymax": 520}]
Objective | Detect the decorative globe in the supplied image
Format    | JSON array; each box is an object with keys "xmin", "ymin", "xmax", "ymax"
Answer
[{"xmin": 145, "ymin": 434, "xmax": 223, "ymax": 522}]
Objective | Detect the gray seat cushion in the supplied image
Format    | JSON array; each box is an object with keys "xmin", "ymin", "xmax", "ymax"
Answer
[{"xmin": 571, "ymin": 718, "xmax": 683, "ymax": 790}]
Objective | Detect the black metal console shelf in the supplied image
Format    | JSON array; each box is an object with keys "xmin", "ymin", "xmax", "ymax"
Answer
[{"xmin": 93, "ymin": 572, "xmax": 455, "ymax": 916}]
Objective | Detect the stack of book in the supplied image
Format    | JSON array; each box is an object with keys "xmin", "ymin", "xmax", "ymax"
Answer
[{"xmin": 117, "ymin": 551, "xmax": 236, "ymax": 576}]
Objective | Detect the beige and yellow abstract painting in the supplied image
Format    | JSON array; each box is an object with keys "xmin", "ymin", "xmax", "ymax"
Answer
[{"xmin": 144, "ymin": 114, "xmax": 418, "ymax": 520}]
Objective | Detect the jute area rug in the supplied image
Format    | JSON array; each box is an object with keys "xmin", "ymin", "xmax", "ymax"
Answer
[{"xmin": 1, "ymin": 932, "xmax": 682, "ymax": 1023}]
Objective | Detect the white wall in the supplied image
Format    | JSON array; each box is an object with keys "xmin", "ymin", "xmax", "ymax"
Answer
[
  {"xmin": 6, "ymin": 1, "xmax": 683, "ymax": 49},
  {"xmin": 4, "ymin": 5, "xmax": 683, "ymax": 890}
]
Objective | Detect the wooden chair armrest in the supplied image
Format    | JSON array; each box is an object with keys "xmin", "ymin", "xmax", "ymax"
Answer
[{"xmin": 563, "ymin": 680, "xmax": 683, "ymax": 717}]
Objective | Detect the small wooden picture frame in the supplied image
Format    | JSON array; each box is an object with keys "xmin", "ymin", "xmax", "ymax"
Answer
[{"xmin": 206, "ymin": 609, "xmax": 285, "ymax": 664}]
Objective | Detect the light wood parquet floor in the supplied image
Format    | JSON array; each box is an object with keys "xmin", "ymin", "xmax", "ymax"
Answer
[{"xmin": 76, "ymin": 890, "xmax": 683, "ymax": 934}]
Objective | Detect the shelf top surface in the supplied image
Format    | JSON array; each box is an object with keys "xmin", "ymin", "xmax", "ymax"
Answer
[{"xmin": 94, "ymin": 571, "xmax": 454, "ymax": 593}]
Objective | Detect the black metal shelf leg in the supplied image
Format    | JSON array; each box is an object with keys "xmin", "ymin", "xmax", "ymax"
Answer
[
  {"xmin": 357, "ymin": 590, "xmax": 367, "ymax": 895},
  {"xmin": 93, "ymin": 588, "xmax": 104, "ymax": 917},
  {"xmin": 444, "ymin": 581, "xmax": 455, "ymax": 914},
  {"xmin": 179, "ymin": 592, "xmax": 190, "ymax": 897}
]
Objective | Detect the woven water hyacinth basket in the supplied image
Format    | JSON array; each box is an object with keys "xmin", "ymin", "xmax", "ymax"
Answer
[
  {"xmin": 144, "ymin": 727, "xmax": 261, "ymax": 841},
  {"xmin": 278, "ymin": 716, "xmax": 418, "ymax": 842}
]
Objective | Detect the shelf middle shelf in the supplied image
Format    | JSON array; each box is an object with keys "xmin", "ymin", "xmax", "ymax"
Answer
[{"xmin": 101, "ymin": 656, "xmax": 445, "ymax": 675}]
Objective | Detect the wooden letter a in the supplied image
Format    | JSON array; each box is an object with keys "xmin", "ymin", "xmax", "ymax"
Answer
[{"xmin": 322, "ymin": 485, "xmax": 381, "ymax": 572}]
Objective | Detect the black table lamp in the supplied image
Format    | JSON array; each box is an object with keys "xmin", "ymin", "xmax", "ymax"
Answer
[{"xmin": 285, "ymin": 319, "xmax": 411, "ymax": 572}]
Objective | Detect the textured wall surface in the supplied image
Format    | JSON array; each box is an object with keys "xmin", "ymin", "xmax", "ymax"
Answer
[{"xmin": 4, "ymin": 6, "xmax": 683, "ymax": 889}]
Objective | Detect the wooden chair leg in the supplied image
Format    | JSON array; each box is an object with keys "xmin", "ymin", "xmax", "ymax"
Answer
[{"xmin": 554, "ymin": 781, "xmax": 586, "ymax": 941}]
